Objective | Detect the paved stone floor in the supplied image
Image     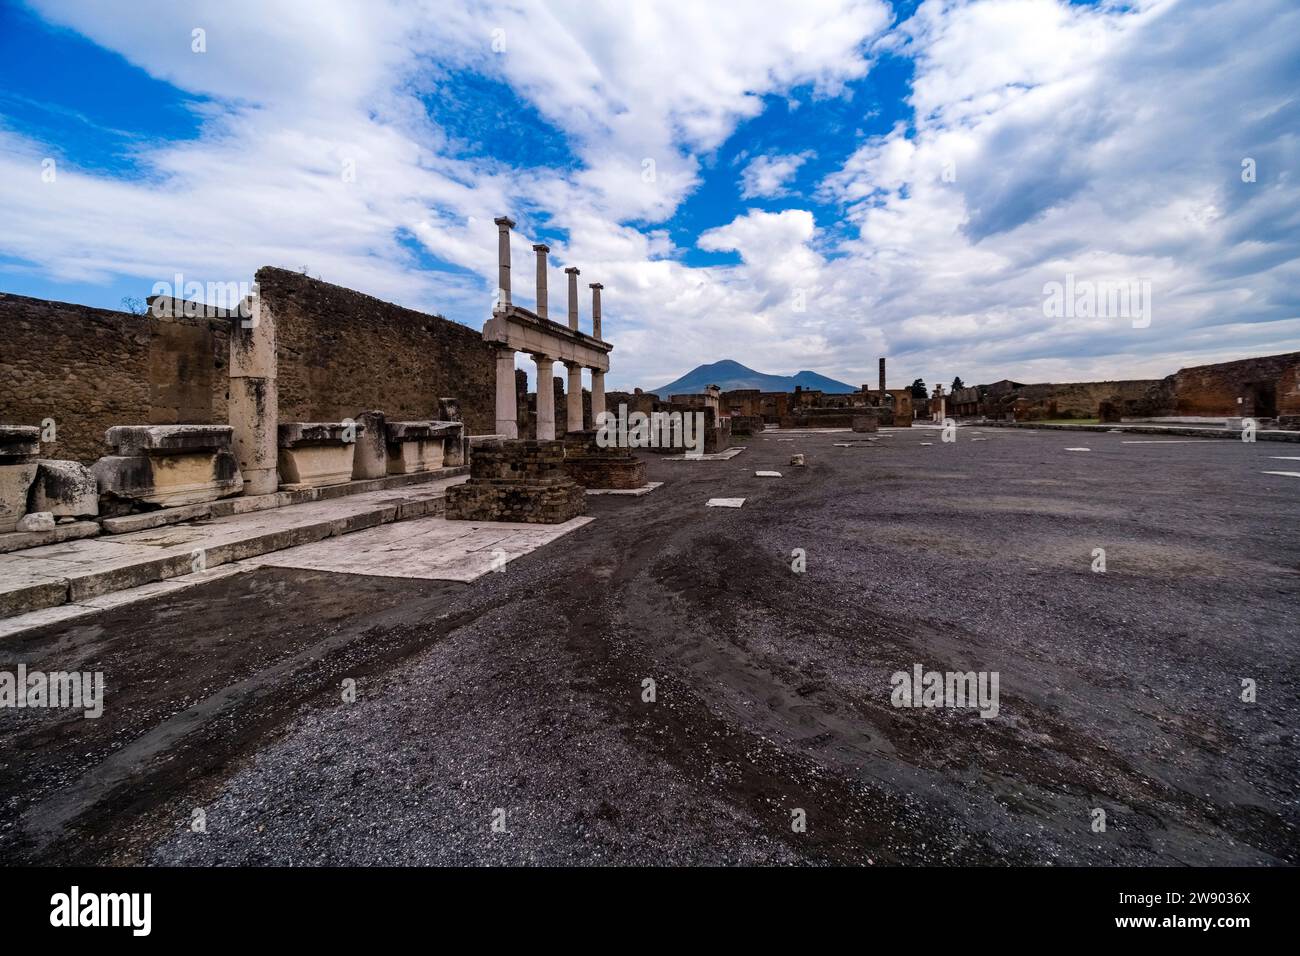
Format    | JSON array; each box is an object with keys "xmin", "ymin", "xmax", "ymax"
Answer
[{"xmin": 244, "ymin": 516, "xmax": 594, "ymax": 582}]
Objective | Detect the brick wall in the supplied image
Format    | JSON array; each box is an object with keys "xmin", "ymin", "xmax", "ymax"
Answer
[{"xmin": 1168, "ymin": 351, "xmax": 1300, "ymax": 417}]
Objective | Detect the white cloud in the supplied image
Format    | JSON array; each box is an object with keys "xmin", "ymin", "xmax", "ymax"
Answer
[
  {"xmin": 740, "ymin": 152, "xmax": 816, "ymax": 198},
  {"xmin": 1, "ymin": 0, "xmax": 1297, "ymax": 394}
]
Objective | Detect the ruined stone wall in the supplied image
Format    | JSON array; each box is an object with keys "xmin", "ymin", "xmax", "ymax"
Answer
[
  {"xmin": 258, "ymin": 267, "xmax": 496, "ymax": 435},
  {"xmin": 0, "ymin": 292, "xmax": 227, "ymax": 462},
  {"xmin": 1168, "ymin": 352, "xmax": 1300, "ymax": 417},
  {"xmin": 1008, "ymin": 380, "xmax": 1160, "ymax": 419}
]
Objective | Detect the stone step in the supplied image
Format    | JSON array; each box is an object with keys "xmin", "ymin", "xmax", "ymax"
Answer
[{"xmin": 0, "ymin": 472, "xmax": 468, "ymax": 620}]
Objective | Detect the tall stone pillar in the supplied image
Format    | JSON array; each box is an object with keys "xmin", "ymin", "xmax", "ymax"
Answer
[
  {"xmin": 494, "ymin": 216, "xmax": 515, "ymax": 308},
  {"xmin": 589, "ymin": 283, "xmax": 603, "ymax": 340},
  {"xmin": 532, "ymin": 243, "xmax": 549, "ymax": 319},
  {"xmin": 565, "ymin": 266, "xmax": 580, "ymax": 331},
  {"xmin": 591, "ymin": 369, "xmax": 607, "ymax": 427},
  {"xmin": 878, "ymin": 357, "xmax": 886, "ymax": 395},
  {"xmin": 534, "ymin": 354, "xmax": 556, "ymax": 440},
  {"xmin": 495, "ymin": 349, "xmax": 518, "ymax": 438},
  {"xmin": 228, "ymin": 292, "xmax": 278, "ymax": 495},
  {"xmin": 565, "ymin": 362, "xmax": 584, "ymax": 432}
]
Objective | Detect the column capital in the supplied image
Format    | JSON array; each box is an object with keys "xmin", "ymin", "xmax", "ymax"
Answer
[
  {"xmin": 532, "ymin": 243, "xmax": 549, "ymax": 253},
  {"xmin": 588, "ymin": 282, "xmax": 603, "ymax": 290},
  {"xmin": 494, "ymin": 216, "xmax": 516, "ymax": 229},
  {"xmin": 564, "ymin": 266, "xmax": 581, "ymax": 275}
]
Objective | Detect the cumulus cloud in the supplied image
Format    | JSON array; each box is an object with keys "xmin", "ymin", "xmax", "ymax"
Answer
[
  {"xmin": 740, "ymin": 151, "xmax": 816, "ymax": 198},
  {"xmin": 1, "ymin": 0, "xmax": 1297, "ymax": 392}
]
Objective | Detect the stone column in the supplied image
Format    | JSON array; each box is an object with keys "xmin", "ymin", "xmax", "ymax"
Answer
[
  {"xmin": 532, "ymin": 243, "xmax": 549, "ymax": 319},
  {"xmin": 878, "ymin": 357, "xmax": 886, "ymax": 395},
  {"xmin": 591, "ymin": 369, "xmax": 607, "ymax": 427},
  {"xmin": 534, "ymin": 354, "xmax": 556, "ymax": 440},
  {"xmin": 565, "ymin": 266, "xmax": 580, "ymax": 331},
  {"xmin": 228, "ymin": 292, "xmax": 278, "ymax": 495},
  {"xmin": 495, "ymin": 349, "xmax": 518, "ymax": 438},
  {"xmin": 494, "ymin": 216, "xmax": 515, "ymax": 309},
  {"xmin": 589, "ymin": 283, "xmax": 603, "ymax": 340},
  {"xmin": 565, "ymin": 362, "xmax": 584, "ymax": 432}
]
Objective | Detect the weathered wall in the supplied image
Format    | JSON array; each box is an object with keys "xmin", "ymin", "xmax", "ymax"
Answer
[
  {"xmin": 1168, "ymin": 351, "xmax": 1300, "ymax": 417},
  {"xmin": 0, "ymin": 292, "xmax": 227, "ymax": 462},
  {"xmin": 259, "ymin": 268, "xmax": 496, "ymax": 435}
]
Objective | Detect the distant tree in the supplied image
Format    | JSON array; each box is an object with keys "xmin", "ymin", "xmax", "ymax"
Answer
[
  {"xmin": 951, "ymin": 376, "xmax": 965, "ymax": 392},
  {"xmin": 909, "ymin": 378, "xmax": 927, "ymax": 400}
]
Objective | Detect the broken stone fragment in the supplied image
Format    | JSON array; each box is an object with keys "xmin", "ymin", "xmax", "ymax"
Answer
[
  {"xmin": 16, "ymin": 511, "xmax": 55, "ymax": 533},
  {"xmin": 790, "ymin": 454, "xmax": 805, "ymax": 466}
]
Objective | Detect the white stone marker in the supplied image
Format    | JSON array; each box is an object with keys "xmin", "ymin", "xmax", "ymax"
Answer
[
  {"xmin": 755, "ymin": 470, "xmax": 782, "ymax": 477},
  {"xmin": 1065, "ymin": 447, "xmax": 1091, "ymax": 452},
  {"xmin": 706, "ymin": 498, "xmax": 745, "ymax": 508}
]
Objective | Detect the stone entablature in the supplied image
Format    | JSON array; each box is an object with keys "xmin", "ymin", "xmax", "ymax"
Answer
[{"xmin": 486, "ymin": 217, "xmax": 612, "ymax": 442}]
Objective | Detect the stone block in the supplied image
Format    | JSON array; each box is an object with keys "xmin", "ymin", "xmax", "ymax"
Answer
[
  {"xmin": 228, "ymin": 377, "xmax": 279, "ymax": 494},
  {"xmin": 17, "ymin": 511, "xmax": 55, "ymax": 532},
  {"xmin": 386, "ymin": 438, "xmax": 445, "ymax": 474},
  {"xmin": 278, "ymin": 422, "xmax": 364, "ymax": 490},
  {"xmin": 30, "ymin": 459, "xmax": 99, "ymax": 518},
  {"xmin": 851, "ymin": 411, "xmax": 879, "ymax": 432},
  {"xmin": 352, "ymin": 410, "xmax": 388, "ymax": 480},
  {"xmin": 93, "ymin": 449, "xmax": 244, "ymax": 508},
  {"xmin": 104, "ymin": 424, "xmax": 234, "ymax": 456},
  {"xmin": 0, "ymin": 425, "xmax": 41, "ymax": 462},
  {"xmin": 0, "ymin": 461, "xmax": 39, "ymax": 533}
]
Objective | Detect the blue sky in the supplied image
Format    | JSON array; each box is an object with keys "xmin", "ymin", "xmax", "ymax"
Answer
[{"xmin": 0, "ymin": 0, "xmax": 1296, "ymax": 391}]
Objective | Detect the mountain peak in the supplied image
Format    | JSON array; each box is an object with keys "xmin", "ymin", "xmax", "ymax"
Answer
[{"xmin": 652, "ymin": 361, "xmax": 856, "ymax": 395}]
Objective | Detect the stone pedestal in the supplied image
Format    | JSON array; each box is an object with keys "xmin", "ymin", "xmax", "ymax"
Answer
[
  {"xmin": 0, "ymin": 426, "xmax": 41, "ymax": 533},
  {"xmin": 852, "ymin": 411, "xmax": 879, "ymax": 432},
  {"xmin": 384, "ymin": 420, "xmax": 463, "ymax": 474},
  {"xmin": 93, "ymin": 425, "xmax": 243, "ymax": 510},
  {"xmin": 30, "ymin": 460, "xmax": 98, "ymax": 518},
  {"xmin": 562, "ymin": 430, "xmax": 647, "ymax": 490},
  {"xmin": 445, "ymin": 439, "xmax": 585, "ymax": 524},
  {"xmin": 229, "ymin": 295, "xmax": 278, "ymax": 495},
  {"xmin": 352, "ymin": 410, "xmax": 389, "ymax": 479},
  {"xmin": 278, "ymin": 422, "xmax": 363, "ymax": 490}
]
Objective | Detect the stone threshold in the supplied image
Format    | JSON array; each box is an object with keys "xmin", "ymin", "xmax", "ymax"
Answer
[
  {"xmin": 585, "ymin": 482, "xmax": 664, "ymax": 496},
  {"xmin": 0, "ymin": 472, "xmax": 469, "ymax": 621},
  {"xmin": 663, "ymin": 447, "xmax": 747, "ymax": 461},
  {"xmin": 979, "ymin": 422, "xmax": 1300, "ymax": 442}
]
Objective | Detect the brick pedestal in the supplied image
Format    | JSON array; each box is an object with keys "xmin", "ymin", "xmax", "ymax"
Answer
[
  {"xmin": 445, "ymin": 439, "xmax": 585, "ymax": 523},
  {"xmin": 562, "ymin": 430, "xmax": 647, "ymax": 490}
]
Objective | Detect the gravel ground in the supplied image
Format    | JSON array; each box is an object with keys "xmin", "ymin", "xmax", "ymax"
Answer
[{"xmin": 2, "ymin": 425, "xmax": 1296, "ymax": 865}]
